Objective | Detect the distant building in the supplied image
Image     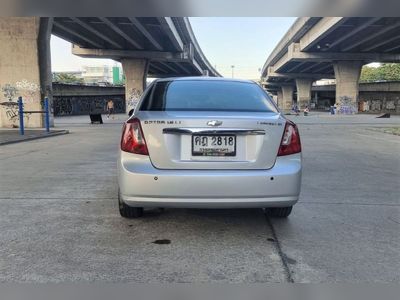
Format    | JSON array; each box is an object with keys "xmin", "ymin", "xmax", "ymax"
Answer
[
  {"xmin": 314, "ymin": 79, "xmax": 336, "ymax": 86},
  {"xmin": 81, "ymin": 65, "xmax": 113, "ymax": 84},
  {"xmin": 53, "ymin": 65, "xmax": 126, "ymax": 86}
]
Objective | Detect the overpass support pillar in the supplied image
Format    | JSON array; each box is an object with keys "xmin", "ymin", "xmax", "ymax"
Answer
[
  {"xmin": 281, "ymin": 86, "xmax": 294, "ymax": 112},
  {"xmin": 0, "ymin": 17, "xmax": 53, "ymax": 128},
  {"xmin": 276, "ymin": 89, "xmax": 283, "ymax": 107},
  {"xmin": 295, "ymin": 78, "xmax": 313, "ymax": 110},
  {"xmin": 333, "ymin": 61, "xmax": 363, "ymax": 114},
  {"xmin": 121, "ymin": 58, "xmax": 149, "ymax": 113}
]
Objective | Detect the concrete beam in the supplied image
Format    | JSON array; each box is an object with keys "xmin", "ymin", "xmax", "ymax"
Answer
[
  {"xmin": 298, "ymin": 62, "xmax": 321, "ymax": 73},
  {"xmin": 173, "ymin": 62, "xmax": 191, "ymax": 75},
  {"xmin": 268, "ymin": 72, "xmax": 333, "ymax": 79},
  {"xmin": 321, "ymin": 17, "xmax": 381, "ymax": 51},
  {"xmin": 72, "ymin": 45, "xmax": 187, "ymax": 62},
  {"xmin": 127, "ymin": 17, "xmax": 163, "ymax": 51},
  {"xmin": 149, "ymin": 63, "xmax": 169, "ymax": 75},
  {"xmin": 273, "ymin": 52, "xmax": 291, "ymax": 73},
  {"xmin": 385, "ymin": 44, "xmax": 400, "ymax": 53},
  {"xmin": 157, "ymin": 61, "xmax": 180, "ymax": 74},
  {"xmin": 121, "ymin": 58, "xmax": 149, "ymax": 112},
  {"xmin": 311, "ymin": 63, "xmax": 333, "ymax": 73},
  {"xmin": 53, "ymin": 21, "xmax": 103, "ymax": 49},
  {"xmin": 286, "ymin": 61, "xmax": 307, "ymax": 73},
  {"xmin": 300, "ymin": 17, "xmax": 345, "ymax": 51},
  {"xmin": 273, "ymin": 42, "xmax": 400, "ymax": 72},
  {"xmin": 158, "ymin": 17, "xmax": 184, "ymax": 51},
  {"xmin": 342, "ymin": 20, "xmax": 400, "ymax": 51},
  {"xmin": 363, "ymin": 33, "xmax": 400, "ymax": 52},
  {"xmin": 99, "ymin": 17, "xmax": 143, "ymax": 50},
  {"xmin": 192, "ymin": 59, "xmax": 203, "ymax": 75},
  {"xmin": 292, "ymin": 43, "xmax": 400, "ymax": 62},
  {"xmin": 70, "ymin": 17, "xmax": 123, "ymax": 49}
]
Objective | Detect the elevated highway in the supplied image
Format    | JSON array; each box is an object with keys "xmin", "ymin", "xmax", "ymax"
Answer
[
  {"xmin": 262, "ymin": 17, "xmax": 400, "ymax": 112},
  {"xmin": 0, "ymin": 17, "xmax": 219, "ymax": 128},
  {"xmin": 53, "ymin": 17, "xmax": 219, "ymax": 78}
]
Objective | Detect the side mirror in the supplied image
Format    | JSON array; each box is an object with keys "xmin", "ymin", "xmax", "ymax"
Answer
[{"xmin": 128, "ymin": 109, "xmax": 134, "ymax": 117}]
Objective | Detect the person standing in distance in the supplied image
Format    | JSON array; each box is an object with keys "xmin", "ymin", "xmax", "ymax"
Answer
[{"xmin": 107, "ymin": 99, "xmax": 114, "ymax": 119}]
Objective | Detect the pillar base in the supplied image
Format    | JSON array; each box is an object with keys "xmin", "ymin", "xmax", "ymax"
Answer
[
  {"xmin": 333, "ymin": 61, "xmax": 363, "ymax": 114},
  {"xmin": 296, "ymin": 78, "xmax": 313, "ymax": 110},
  {"xmin": 281, "ymin": 85, "xmax": 294, "ymax": 112}
]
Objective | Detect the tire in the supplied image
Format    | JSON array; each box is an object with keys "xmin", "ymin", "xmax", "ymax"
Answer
[
  {"xmin": 266, "ymin": 206, "xmax": 293, "ymax": 218},
  {"xmin": 118, "ymin": 194, "xmax": 143, "ymax": 218}
]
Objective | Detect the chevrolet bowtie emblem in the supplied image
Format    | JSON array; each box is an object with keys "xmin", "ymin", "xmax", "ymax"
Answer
[{"xmin": 207, "ymin": 120, "xmax": 223, "ymax": 127}]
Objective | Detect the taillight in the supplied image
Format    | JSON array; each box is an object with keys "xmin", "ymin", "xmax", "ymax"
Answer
[
  {"xmin": 278, "ymin": 121, "xmax": 301, "ymax": 156},
  {"xmin": 120, "ymin": 118, "xmax": 149, "ymax": 155}
]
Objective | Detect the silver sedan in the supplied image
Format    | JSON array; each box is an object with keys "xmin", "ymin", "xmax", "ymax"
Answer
[{"xmin": 118, "ymin": 77, "xmax": 302, "ymax": 218}]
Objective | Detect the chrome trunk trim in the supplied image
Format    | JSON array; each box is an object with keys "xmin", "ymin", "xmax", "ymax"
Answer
[{"xmin": 163, "ymin": 128, "xmax": 265, "ymax": 135}]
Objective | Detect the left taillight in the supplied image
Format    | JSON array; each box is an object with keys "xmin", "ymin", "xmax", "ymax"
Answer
[{"xmin": 120, "ymin": 118, "xmax": 149, "ymax": 155}]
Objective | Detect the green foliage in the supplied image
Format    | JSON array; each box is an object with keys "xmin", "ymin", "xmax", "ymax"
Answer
[
  {"xmin": 360, "ymin": 63, "xmax": 400, "ymax": 82},
  {"xmin": 53, "ymin": 73, "xmax": 84, "ymax": 84}
]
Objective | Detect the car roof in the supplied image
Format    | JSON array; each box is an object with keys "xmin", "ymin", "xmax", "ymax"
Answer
[{"xmin": 155, "ymin": 76, "xmax": 256, "ymax": 84}]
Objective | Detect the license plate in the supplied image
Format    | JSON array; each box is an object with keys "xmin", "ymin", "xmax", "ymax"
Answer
[{"xmin": 192, "ymin": 135, "xmax": 236, "ymax": 156}]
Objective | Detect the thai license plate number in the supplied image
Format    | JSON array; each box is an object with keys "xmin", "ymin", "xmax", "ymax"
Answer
[{"xmin": 192, "ymin": 135, "xmax": 236, "ymax": 156}]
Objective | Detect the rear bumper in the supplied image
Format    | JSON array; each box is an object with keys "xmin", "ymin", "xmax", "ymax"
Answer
[{"xmin": 118, "ymin": 152, "xmax": 301, "ymax": 208}]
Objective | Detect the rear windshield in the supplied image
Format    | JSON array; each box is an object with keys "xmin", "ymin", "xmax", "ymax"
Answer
[{"xmin": 139, "ymin": 80, "xmax": 277, "ymax": 112}]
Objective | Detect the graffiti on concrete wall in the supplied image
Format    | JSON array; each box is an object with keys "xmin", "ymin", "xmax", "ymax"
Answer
[
  {"xmin": 2, "ymin": 84, "xmax": 18, "ymax": 101},
  {"xmin": 15, "ymin": 80, "xmax": 40, "ymax": 105},
  {"xmin": 1, "ymin": 84, "xmax": 19, "ymax": 125},
  {"xmin": 358, "ymin": 98, "xmax": 399, "ymax": 113},
  {"xmin": 386, "ymin": 100, "xmax": 396, "ymax": 110},
  {"xmin": 337, "ymin": 96, "xmax": 357, "ymax": 114},
  {"xmin": 53, "ymin": 96, "xmax": 125, "ymax": 116},
  {"xmin": 127, "ymin": 88, "xmax": 141, "ymax": 110},
  {"xmin": 55, "ymin": 98, "xmax": 73, "ymax": 115},
  {"xmin": 370, "ymin": 100, "xmax": 382, "ymax": 111},
  {"xmin": 0, "ymin": 81, "xmax": 38, "ymax": 125}
]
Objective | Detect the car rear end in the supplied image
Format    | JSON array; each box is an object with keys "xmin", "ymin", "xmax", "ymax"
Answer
[{"xmin": 118, "ymin": 78, "xmax": 302, "ymax": 216}]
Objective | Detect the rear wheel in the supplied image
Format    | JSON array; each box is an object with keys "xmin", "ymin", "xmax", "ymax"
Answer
[
  {"xmin": 118, "ymin": 193, "xmax": 143, "ymax": 218},
  {"xmin": 266, "ymin": 206, "xmax": 293, "ymax": 218}
]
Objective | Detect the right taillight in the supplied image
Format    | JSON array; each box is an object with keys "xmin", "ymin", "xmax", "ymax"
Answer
[
  {"xmin": 278, "ymin": 121, "xmax": 301, "ymax": 156},
  {"xmin": 120, "ymin": 118, "xmax": 149, "ymax": 155}
]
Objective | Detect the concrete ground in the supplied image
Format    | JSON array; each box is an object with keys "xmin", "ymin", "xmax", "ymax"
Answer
[
  {"xmin": 0, "ymin": 129, "xmax": 69, "ymax": 145},
  {"xmin": 0, "ymin": 112, "xmax": 399, "ymax": 282}
]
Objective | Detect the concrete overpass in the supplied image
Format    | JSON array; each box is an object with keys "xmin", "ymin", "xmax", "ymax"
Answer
[
  {"xmin": 262, "ymin": 17, "xmax": 400, "ymax": 112},
  {"xmin": 0, "ymin": 17, "xmax": 219, "ymax": 128}
]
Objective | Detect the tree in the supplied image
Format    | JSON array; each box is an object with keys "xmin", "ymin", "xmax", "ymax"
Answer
[
  {"xmin": 53, "ymin": 73, "xmax": 84, "ymax": 84},
  {"xmin": 360, "ymin": 63, "xmax": 400, "ymax": 82}
]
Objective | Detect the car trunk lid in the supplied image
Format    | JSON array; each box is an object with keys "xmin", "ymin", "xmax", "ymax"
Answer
[{"xmin": 137, "ymin": 111, "xmax": 286, "ymax": 170}]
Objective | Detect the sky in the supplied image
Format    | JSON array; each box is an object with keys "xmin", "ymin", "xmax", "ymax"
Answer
[{"xmin": 50, "ymin": 17, "xmax": 296, "ymax": 80}]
